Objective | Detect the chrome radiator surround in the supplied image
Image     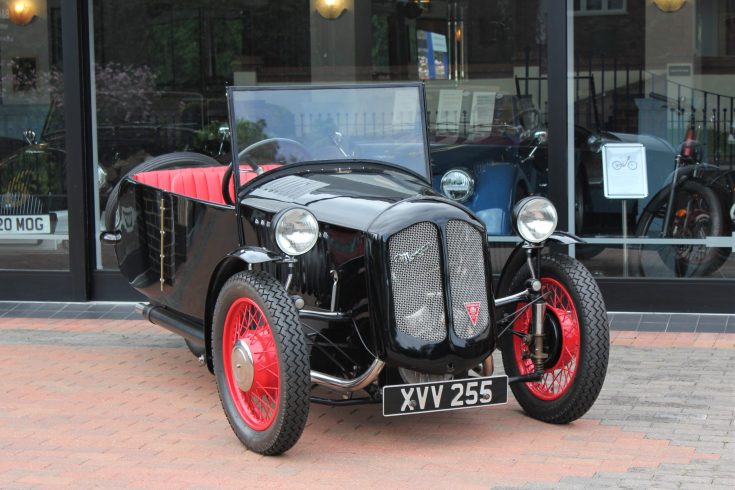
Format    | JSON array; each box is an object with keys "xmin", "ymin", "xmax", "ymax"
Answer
[{"xmin": 387, "ymin": 218, "xmax": 489, "ymax": 343}]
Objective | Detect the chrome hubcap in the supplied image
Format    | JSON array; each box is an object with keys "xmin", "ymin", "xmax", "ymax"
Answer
[{"xmin": 231, "ymin": 339, "xmax": 254, "ymax": 392}]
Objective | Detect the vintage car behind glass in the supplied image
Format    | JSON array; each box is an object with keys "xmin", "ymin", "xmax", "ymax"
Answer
[
  {"xmin": 102, "ymin": 83, "xmax": 609, "ymax": 455},
  {"xmin": 430, "ymin": 89, "xmax": 677, "ymax": 240}
]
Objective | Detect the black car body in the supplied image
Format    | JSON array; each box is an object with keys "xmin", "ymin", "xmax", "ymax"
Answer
[{"xmin": 104, "ymin": 83, "xmax": 609, "ymax": 455}]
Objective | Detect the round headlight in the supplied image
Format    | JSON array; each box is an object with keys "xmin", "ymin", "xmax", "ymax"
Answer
[
  {"xmin": 512, "ymin": 196, "xmax": 558, "ymax": 243},
  {"xmin": 440, "ymin": 169, "xmax": 474, "ymax": 203},
  {"xmin": 274, "ymin": 208, "xmax": 319, "ymax": 256}
]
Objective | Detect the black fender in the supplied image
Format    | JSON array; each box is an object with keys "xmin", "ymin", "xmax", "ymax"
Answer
[
  {"xmin": 202, "ymin": 246, "xmax": 285, "ymax": 372},
  {"xmin": 666, "ymin": 163, "xmax": 723, "ymax": 185},
  {"xmin": 494, "ymin": 232, "xmax": 585, "ymax": 298}
]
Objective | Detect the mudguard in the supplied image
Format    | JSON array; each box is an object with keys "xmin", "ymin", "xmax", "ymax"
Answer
[
  {"xmin": 494, "ymin": 232, "xmax": 585, "ymax": 299},
  {"xmin": 663, "ymin": 163, "xmax": 724, "ymax": 187},
  {"xmin": 202, "ymin": 246, "xmax": 285, "ymax": 372}
]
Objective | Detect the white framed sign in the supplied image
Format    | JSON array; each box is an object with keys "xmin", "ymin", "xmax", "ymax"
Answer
[
  {"xmin": 601, "ymin": 143, "xmax": 648, "ymax": 199},
  {"xmin": 469, "ymin": 91, "xmax": 496, "ymax": 130},
  {"xmin": 435, "ymin": 89, "xmax": 463, "ymax": 134}
]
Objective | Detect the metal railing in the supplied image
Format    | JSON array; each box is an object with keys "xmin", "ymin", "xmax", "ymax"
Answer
[{"xmin": 515, "ymin": 49, "xmax": 735, "ymax": 169}]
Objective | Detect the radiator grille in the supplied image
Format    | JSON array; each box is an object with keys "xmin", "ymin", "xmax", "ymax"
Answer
[
  {"xmin": 388, "ymin": 222, "xmax": 446, "ymax": 343},
  {"xmin": 446, "ymin": 220, "xmax": 489, "ymax": 339}
]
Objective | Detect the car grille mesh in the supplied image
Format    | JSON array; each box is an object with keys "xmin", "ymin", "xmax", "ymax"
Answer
[
  {"xmin": 446, "ymin": 220, "xmax": 489, "ymax": 339},
  {"xmin": 387, "ymin": 219, "xmax": 489, "ymax": 343},
  {"xmin": 388, "ymin": 222, "xmax": 446, "ymax": 343}
]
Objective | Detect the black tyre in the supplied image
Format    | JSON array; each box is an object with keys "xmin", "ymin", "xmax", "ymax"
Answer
[
  {"xmin": 499, "ymin": 254, "xmax": 609, "ymax": 424},
  {"xmin": 103, "ymin": 151, "xmax": 220, "ymax": 231},
  {"xmin": 212, "ymin": 271, "xmax": 310, "ymax": 455},
  {"xmin": 636, "ymin": 180, "xmax": 728, "ymax": 277}
]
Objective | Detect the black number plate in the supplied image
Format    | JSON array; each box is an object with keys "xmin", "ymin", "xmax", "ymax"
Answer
[{"xmin": 382, "ymin": 375, "xmax": 508, "ymax": 416}]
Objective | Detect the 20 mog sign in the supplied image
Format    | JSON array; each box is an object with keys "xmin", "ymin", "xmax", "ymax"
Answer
[
  {"xmin": 0, "ymin": 215, "xmax": 51, "ymax": 234},
  {"xmin": 383, "ymin": 374, "xmax": 508, "ymax": 416}
]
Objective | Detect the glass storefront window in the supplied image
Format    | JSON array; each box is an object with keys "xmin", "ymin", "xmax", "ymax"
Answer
[
  {"xmin": 572, "ymin": 0, "xmax": 735, "ymax": 279},
  {"xmin": 0, "ymin": 0, "xmax": 68, "ymax": 270},
  {"xmin": 91, "ymin": 0, "xmax": 548, "ymax": 269}
]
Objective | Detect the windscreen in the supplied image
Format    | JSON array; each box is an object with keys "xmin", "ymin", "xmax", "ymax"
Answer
[{"xmin": 228, "ymin": 85, "xmax": 430, "ymax": 179}]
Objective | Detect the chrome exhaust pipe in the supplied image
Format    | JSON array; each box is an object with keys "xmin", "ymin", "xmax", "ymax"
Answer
[{"xmin": 310, "ymin": 358, "xmax": 385, "ymax": 393}]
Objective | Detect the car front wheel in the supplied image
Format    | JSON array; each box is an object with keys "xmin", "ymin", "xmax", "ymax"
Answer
[
  {"xmin": 499, "ymin": 254, "xmax": 609, "ymax": 424},
  {"xmin": 212, "ymin": 271, "xmax": 309, "ymax": 455}
]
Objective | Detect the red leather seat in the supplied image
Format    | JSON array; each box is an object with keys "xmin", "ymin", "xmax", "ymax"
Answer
[
  {"xmin": 132, "ymin": 164, "xmax": 281, "ymax": 203},
  {"xmin": 132, "ymin": 169, "xmax": 180, "ymax": 192},
  {"xmin": 171, "ymin": 168, "xmax": 228, "ymax": 204}
]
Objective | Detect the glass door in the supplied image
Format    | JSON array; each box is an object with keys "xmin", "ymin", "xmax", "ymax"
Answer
[
  {"xmin": 0, "ymin": 0, "xmax": 68, "ymax": 271},
  {"xmin": 571, "ymin": 0, "xmax": 735, "ymax": 280}
]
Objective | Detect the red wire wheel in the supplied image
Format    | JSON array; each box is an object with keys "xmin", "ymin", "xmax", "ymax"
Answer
[
  {"xmin": 512, "ymin": 278, "xmax": 581, "ymax": 400},
  {"xmin": 498, "ymin": 254, "xmax": 609, "ymax": 424},
  {"xmin": 212, "ymin": 271, "xmax": 310, "ymax": 455},
  {"xmin": 222, "ymin": 297, "xmax": 280, "ymax": 430}
]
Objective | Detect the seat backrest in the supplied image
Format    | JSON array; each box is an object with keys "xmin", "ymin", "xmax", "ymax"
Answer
[
  {"xmin": 132, "ymin": 164, "xmax": 280, "ymax": 203},
  {"xmin": 132, "ymin": 169, "xmax": 179, "ymax": 191},
  {"xmin": 170, "ymin": 168, "xmax": 225, "ymax": 204}
]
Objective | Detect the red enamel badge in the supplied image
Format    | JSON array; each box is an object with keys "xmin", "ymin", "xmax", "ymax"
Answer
[{"xmin": 464, "ymin": 301, "xmax": 481, "ymax": 326}]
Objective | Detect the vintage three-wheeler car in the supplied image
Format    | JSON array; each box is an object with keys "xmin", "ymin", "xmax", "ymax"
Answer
[{"xmin": 102, "ymin": 83, "xmax": 609, "ymax": 455}]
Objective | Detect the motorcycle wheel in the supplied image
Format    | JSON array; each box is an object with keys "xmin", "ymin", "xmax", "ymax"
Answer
[
  {"xmin": 103, "ymin": 152, "xmax": 220, "ymax": 231},
  {"xmin": 499, "ymin": 254, "xmax": 609, "ymax": 424},
  {"xmin": 212, "ymin": 271, "xmax": 309, "ymax": 455},
  {"xmin": 636, "ymin": 180, "xmax": 728, "ymax": 277}
]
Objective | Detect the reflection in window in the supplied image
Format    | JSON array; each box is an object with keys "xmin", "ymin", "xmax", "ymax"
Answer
[
  {"xmin": 0, "ymin": 3, "xmax": 68, "ymax": 271},
  {"xmin": 573, "ymin": 0, "xmax": 735, "ymax": 280}
]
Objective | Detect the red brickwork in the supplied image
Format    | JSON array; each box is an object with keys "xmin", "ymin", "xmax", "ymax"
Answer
[{"xmin": 0, "ymin": 318, "xmax": 727, "ymax": 488}]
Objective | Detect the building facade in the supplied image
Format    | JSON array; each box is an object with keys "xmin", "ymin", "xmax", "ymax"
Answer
[{"xmin": 0, "ymin": 0, "xmax": 733, "ymax": 312}]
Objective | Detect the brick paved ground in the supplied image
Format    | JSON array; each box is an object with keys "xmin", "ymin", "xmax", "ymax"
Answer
[{"xmin": 1, "ymin": 315, "xmax": 733, "ymax": 489}]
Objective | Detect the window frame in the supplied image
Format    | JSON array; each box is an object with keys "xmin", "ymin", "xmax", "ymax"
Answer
[{"xmin": 574, "ymin": 0, "xmax": 627, "ymax": 16}]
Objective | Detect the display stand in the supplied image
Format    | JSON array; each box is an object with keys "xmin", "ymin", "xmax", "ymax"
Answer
[{"xmin": 601, "ymin": 143, "xmax": 648, "ymax": 277}]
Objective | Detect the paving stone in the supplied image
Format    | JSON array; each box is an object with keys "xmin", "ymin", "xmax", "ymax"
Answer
[
  {"xmin": 696, "ymin": 315, "xmax": 728, "ymax": 333},
  {"xmin": 727, "ymin": 317, "xmax": 735, "ymax": 333},
  {"xmin": 637, "ymin": 322, "xmax": 664, "ymax": 332},
  {"xmin": 59, "ymin": 303, "xmax": 91, "ymax": 312},
  {"xmin": 0, "ymin": 315, "xmax": 734, "ymax": 488},
  {"xmin": 640, "ymin": 313, "xmax": 669, "ymax": 325},
  {"xmin": 610, "ymin": 313, "xmax": 641, "ymax": 330}
]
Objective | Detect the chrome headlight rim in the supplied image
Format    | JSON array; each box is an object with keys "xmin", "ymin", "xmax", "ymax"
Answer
[
  {"xmin": 273, "ymin": 207, "xmax": 319, "ymax": 256},
  {"xmin": 512, "ymin": 196, "xmax": 558, "ymax": 244},
  {"xmin": 440, "ymin": 168, "xmax": 475, "ymax": 203}
]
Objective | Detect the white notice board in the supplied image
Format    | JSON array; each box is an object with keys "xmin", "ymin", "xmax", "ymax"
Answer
[
  {"xmin": 469, "ymin": 92, "xmax": 496, "ymax": 130},
  {"xmin": 601, "ymin": 143, "xmax": 648, "ymax": 199},
  {"xmin": 436, "ymin": 89, "xmax": 463, "ymax": 134}
]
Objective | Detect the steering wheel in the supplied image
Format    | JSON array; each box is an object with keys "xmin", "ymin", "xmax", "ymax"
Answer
[
  {"xmin": 221, "ymin": 137, "xmax": 312, "ymax": 205},
  {"xmin": 516, "ymin": 107, "xmax": 542, "ymax": 131}
]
